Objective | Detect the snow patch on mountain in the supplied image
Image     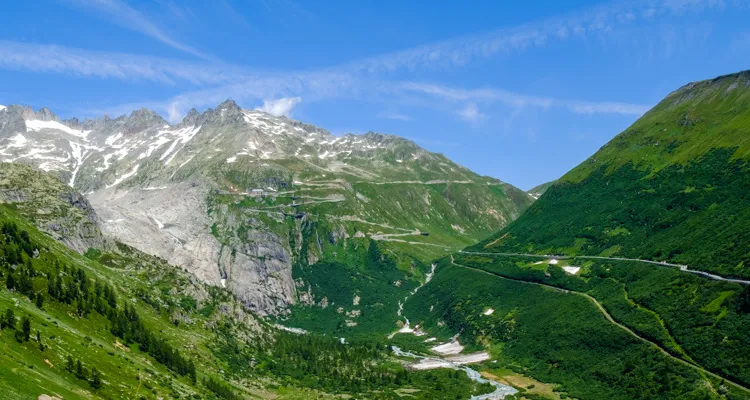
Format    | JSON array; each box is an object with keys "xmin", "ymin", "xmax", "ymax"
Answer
[
  {"xmin": 26, "ymin": 119, "xmax": 90, "ymax": 138},
  {"xmin": 107, "ymin": 164, "xmax": 139, "ymax": 188},
  {"xmin": 160, "ymin": 125, "xmax": 201, "ymax": 165},
  {"xmin": 7, "ymin": 134, "xmax": 27, "ymax": 148}
]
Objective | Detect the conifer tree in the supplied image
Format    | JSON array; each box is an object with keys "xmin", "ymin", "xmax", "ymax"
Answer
[
  {"xmin": 75, "ymin": 359, "xmax": 85, "ymax": 379},
  {"xmin": 20, "ymin": 315, "xmax": 31, "ymax": 341},
  {"xmin": 90, "ymin": 367, "xmax": 102, "ymax": 389},
  {"xmin": 1, "ymin": 308, "xmax": 13, "ymax": 329}
]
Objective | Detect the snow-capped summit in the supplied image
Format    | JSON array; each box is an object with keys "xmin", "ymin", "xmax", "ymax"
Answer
[{"xmin": 0, "ymin": 100, "xmax": 472, "ymax": 192}]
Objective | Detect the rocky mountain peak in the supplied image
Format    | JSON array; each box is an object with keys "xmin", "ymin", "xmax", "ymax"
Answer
[
  {"xmin": 0, "ymin": 106, "xmax": 26, "ymax": 137},
  {"xmin": 199, "ymin": 99, "xmax": 245, "ymax": 125},
  {"xmin": 64, "ymin": 117, "xmax": 81, "ymax": 127},
  {"xmin": 181, "ymin": 108, "xmax": 201, "ymax": 126},
  {"xmin": 124, "ymin": 108, "xmax": 168, "ymax": 134},
  {"xmin": 35, "ymin": 107, "xmax": 59, "ymax": 122},
  {"xmin": 217, "ymin": 99, "xmax": 241, "ymax": 112},
  {"xmin": 129, "ymin": 108, "xmax": 163, "ymax": 121}
]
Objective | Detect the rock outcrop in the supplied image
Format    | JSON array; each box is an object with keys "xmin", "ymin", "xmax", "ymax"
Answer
[{"xmin": 0, "ymin": 162, "xmax": 108, "ymax": 253}]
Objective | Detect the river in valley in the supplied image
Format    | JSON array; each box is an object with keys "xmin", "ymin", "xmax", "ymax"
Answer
[{"xmin": 392, "ymin": 346, "xmax": 518, "ymax": 399}]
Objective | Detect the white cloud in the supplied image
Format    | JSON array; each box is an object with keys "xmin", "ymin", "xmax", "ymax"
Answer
[
  {"xmin": 377, "ymin": 111, "xmax": 412, "ymax": 121},
  {"xmin": 65, "ymin": 0, "xmax": 213, "ymax": 60},
  {"xmin": 565, "ymin": 101, "xmax": 650, "ymax": 115},
  {"xmin": 255, "ymin": 97, "xmax": 302, "ymax": 116},
  {"xmin": 457, "ymin": 103, "xmax": 484, "ymax": 123}
]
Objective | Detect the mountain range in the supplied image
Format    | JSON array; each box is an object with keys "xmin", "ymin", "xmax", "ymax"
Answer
[
  {"xmin": 2, "ymin": 70, "xmax": 750, "ymax": 400},
  {"xmin": 0, "ymin": 100, "xmax": 532, "ymax": 314}
]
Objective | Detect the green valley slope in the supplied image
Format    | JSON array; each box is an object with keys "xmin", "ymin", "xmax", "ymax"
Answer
[
  {"xmin": 476, "ymin": 70, "xmax": 750, "ymax": 278},
  {"xmin": 399, "ymin": 70, "xmax": 750, "ymax": 400}
]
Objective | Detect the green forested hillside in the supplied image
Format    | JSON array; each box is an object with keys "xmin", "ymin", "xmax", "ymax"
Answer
[
  {"xmin": 0, "ymin": 164, "xmax": 505, "ymax": 400},
  {"xmin": 403, "ymin": 258, "xmax": 750, "ymax": 400},
  {"xmin": 448, "ymin": 253, "xmax": 750, "ymax": 391},
  {"xmin": 0, "ymin": 204, "xmax": 495, "ymax": 399},
  {"xmin": 474, "ymin": 71, "xmax": 750, "ymax": 278}
]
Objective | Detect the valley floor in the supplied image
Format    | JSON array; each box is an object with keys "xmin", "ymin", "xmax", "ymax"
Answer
[{"xmin": 449, "ymin": 256, "xmax": 750, "ymax": 395}]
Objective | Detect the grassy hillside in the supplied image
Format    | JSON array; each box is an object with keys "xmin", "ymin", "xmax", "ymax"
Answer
[
  {"xmin": 395, "ymin": 70, "xmax": 750, "ymax": 400},
  {"xmin": 404, "ymin": 257, "xmax": 750, "ymax": 400},
  {"xmin": 0, "ymin": 205, "xmax": 268, "ymax": 399},
  {"xmin": 474, "ymin": 71, "xmax": 750, "ymax": 278},
  {"xmin": 451, "ymin": 253, "xmax": 750, "ymax": 390}
]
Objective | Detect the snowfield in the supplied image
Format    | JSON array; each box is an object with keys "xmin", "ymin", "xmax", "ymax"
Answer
[{"xmin": 26, "ymin": 119, "xmax": 91, "ymax": 138}]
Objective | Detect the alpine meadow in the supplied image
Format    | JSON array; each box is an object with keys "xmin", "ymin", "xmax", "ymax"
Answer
[{"xmin": 1, "ymin": 1, "xmax": 750, "ymax": 399}]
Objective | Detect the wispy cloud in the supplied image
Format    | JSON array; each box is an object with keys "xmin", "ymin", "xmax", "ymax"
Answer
[
  {"xmin": 5, "ymin": 0, "xmax": 723, "ymax": 121},
  {"xmin": 0, "ymin": 41, "xmax": 246, "ymax": 85},
  {"xmin": 255, "ymin": 97, "xmax": 302, "ymax": 116},
  {"xmin": 377, "ymin": 111, "xmax": 413, "ymax": 121},
  {"xmin": 20, "ymin": 0, "xmax": 732, "ymax": 86},
  {"xmin": 340, "ymin": 0, "xmax": 729, "ymax": 74},
  {"xmin": 400, "ymin": 82, "xmax": 650, "ymax": 116},
  {"xmin": 63, "ymin": 0, "xmax": 214, "ymax": 60}
]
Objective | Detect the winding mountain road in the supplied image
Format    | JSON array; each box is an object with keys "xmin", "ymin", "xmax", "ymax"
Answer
[
  {"xmin": 458, "ymin": 251, "xmax": 750, "ymax": 285},
  {"xmin": 449, "ymin": 256, "xmax": 750, "ymax": 395}
]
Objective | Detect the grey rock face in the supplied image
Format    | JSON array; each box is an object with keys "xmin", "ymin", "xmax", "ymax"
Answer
[
  {"xmin": 0, "ymin": 163, "xmax": 108, "ymax": 253},
  {"xmin": 87, "ymin": 181, "xmax": 297, "ymax": 314},
  {"xmin": 0, "ymin": 105, "xmax": 28, "ymax": 138}
]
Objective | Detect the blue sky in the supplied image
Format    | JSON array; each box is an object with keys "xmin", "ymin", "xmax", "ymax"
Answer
[{"xmin": 1, "ymin": 0, "xmax": 749, "ymax": 189}]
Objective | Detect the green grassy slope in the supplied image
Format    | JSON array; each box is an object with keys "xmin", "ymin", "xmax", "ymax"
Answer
[
  {"xmin": 450, "ymin": 253, "xmax": 750, "ymax": 392},
  {"xmin": 0, "ymin": 206, "xmax": 268, "ymax": 400},
  {"xmin": 473, "ymin": 70, "xmax": 750, "ymax": 278},
  {"xmin": 404, "ymin": 258, "xmax": 750, "ymax": 400},
  {"xmin": 396, "ymin": 71, "xmax": 750, "ymax": 400}
]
